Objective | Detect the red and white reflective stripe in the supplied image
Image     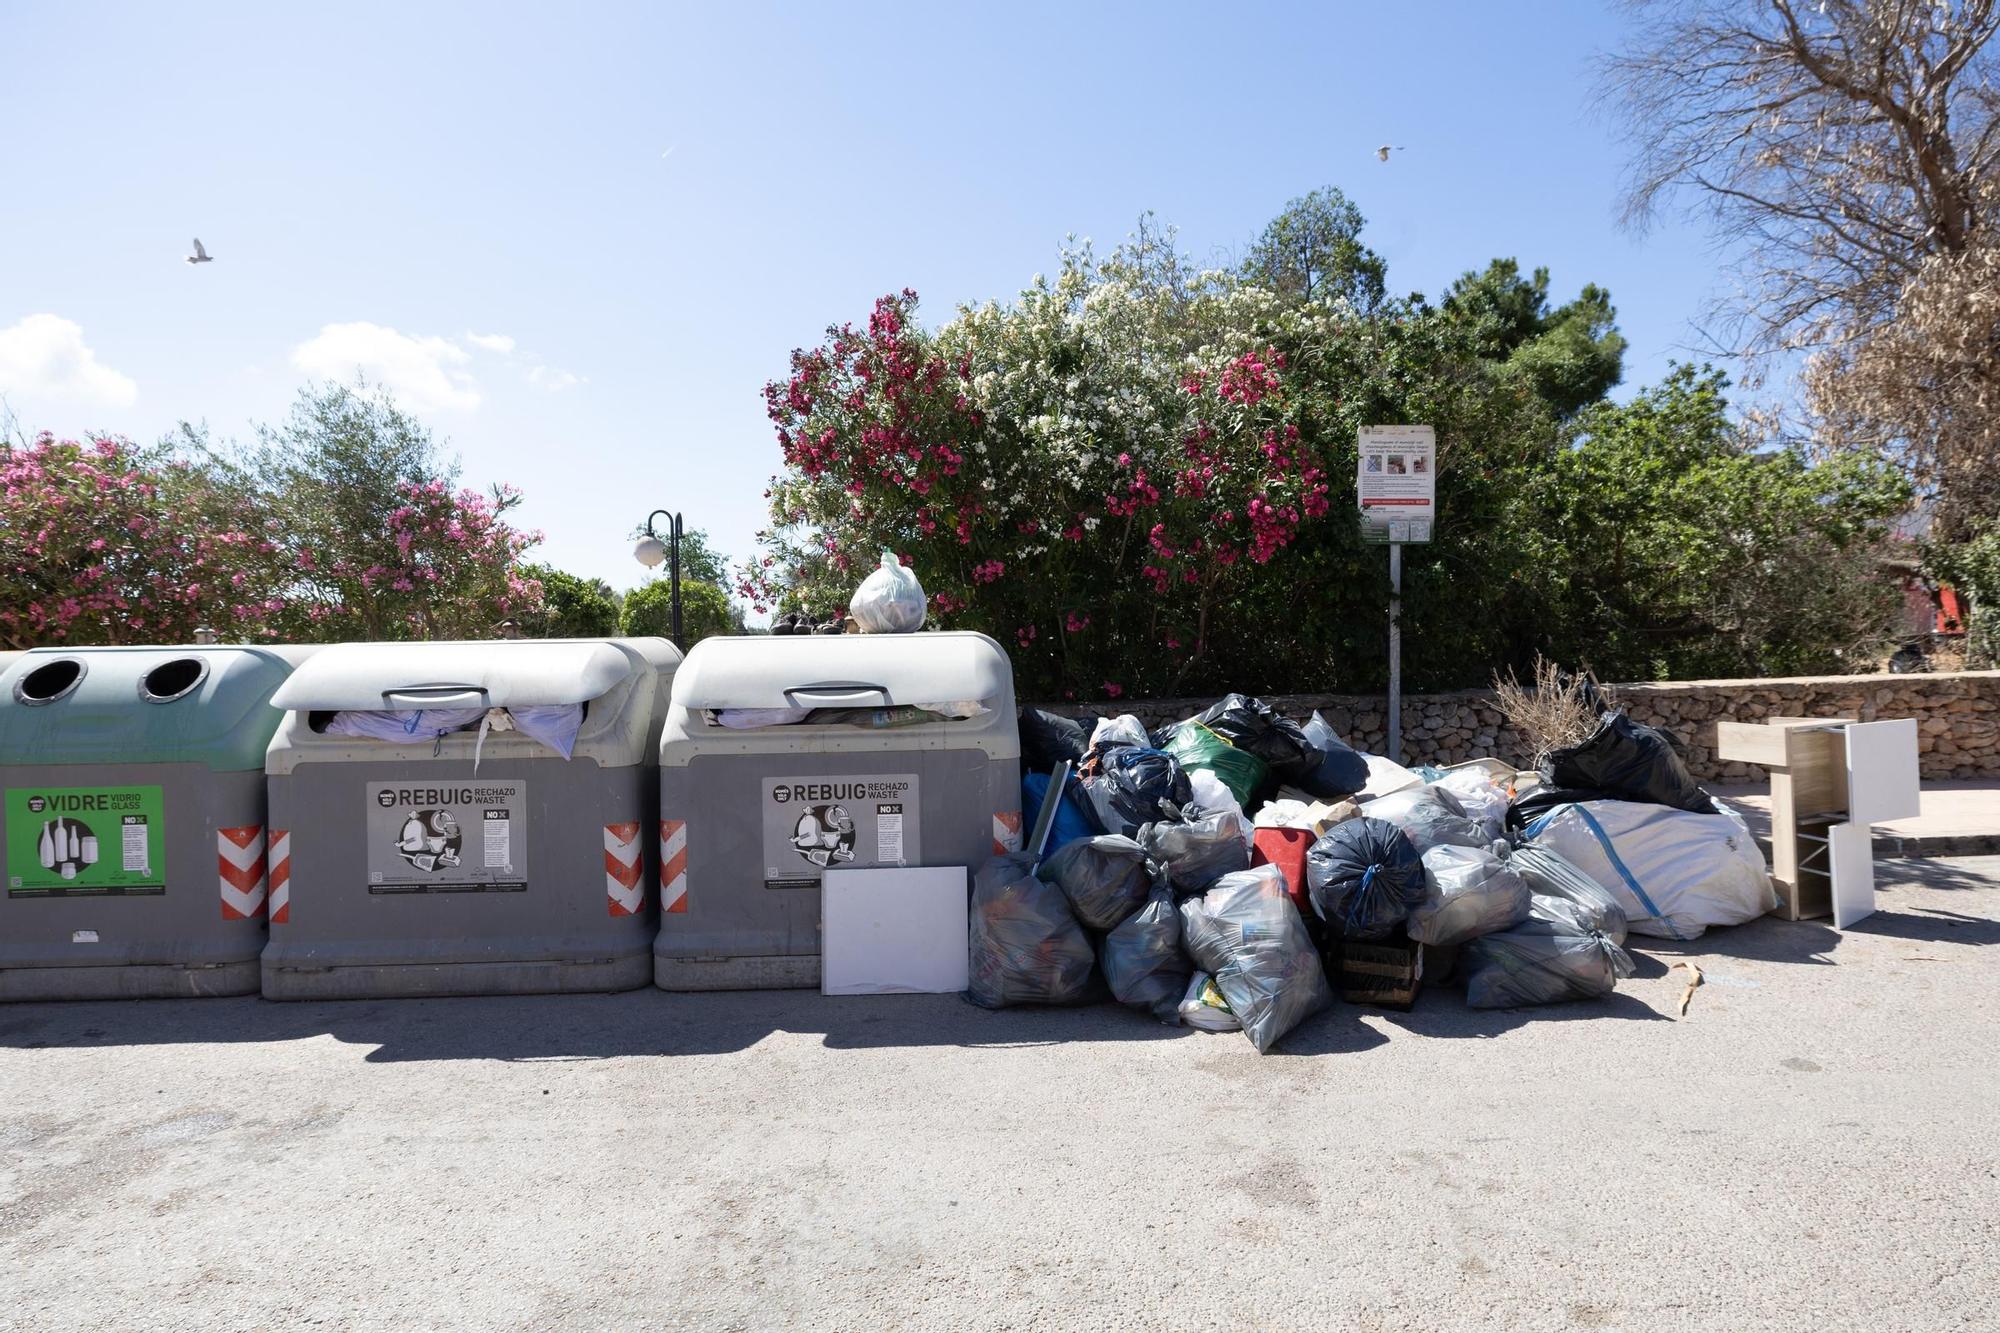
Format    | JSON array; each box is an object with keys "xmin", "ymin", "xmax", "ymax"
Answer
[
  {"xmin": 267, "ymin": 829, "xmax": 292, "ymax": 924},
  {"xmin": 992, "ymin": 810, "xmax": 1023, "ymax": 856},
  {"xmin": 218, "ymin": 825, "xmax": 267, "ymax": 920},
  {"xmin": 660, "ymin": 818, "xmax": 687, "ymax": 914},
  {"xmin": 604, "ymin": 821, "xmax": 644, "ymax": 916}
]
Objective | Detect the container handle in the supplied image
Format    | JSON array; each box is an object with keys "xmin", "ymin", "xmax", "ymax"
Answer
[
  {"xmin": 381, "ymin": 684, "xmax": 491, "ymax": 708},
  {"xmin": 782, "ymin": 681, "xmax": 892, "ymax": 706}
]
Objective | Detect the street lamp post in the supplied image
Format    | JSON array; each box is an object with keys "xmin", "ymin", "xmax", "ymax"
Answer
[{"xmin": 632, "ymin": 509, "xmax": 684, "ymax": 644}]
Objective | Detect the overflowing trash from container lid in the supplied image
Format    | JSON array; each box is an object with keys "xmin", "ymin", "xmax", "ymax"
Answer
[{"xmin": 970, "ymin": 691, "xmax": 1776, "ymax": 1053}]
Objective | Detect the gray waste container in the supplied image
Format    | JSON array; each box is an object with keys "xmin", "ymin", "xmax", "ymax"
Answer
[
  {"xmin": 261, "ymin": 637, "xmax": 681, "ymax": 1000},
  {"xmin": 0, "ymin": 645, "xmax": 311, "ymax": 1000},
  {"xmin": 655, "ymin": 631, "xmax": 1021, "ymax": 990}
]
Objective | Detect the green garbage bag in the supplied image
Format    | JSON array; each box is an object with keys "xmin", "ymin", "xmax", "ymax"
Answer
[{"xmin": 1158, "ymin": 721, "xmax": 1268, "ymax": 808}]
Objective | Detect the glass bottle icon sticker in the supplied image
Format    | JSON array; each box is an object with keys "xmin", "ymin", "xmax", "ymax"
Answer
[
  {"xmin": 38, "ymin": 822, "xmax": 56, "ymax": 869},
  {"xmin": 68, "ymin": 823, "xmax": 81, "ymax": 862}
]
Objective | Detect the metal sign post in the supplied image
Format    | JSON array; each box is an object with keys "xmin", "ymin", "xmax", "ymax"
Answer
[
  {"xmin": 1387, "ymin": 542, "xmax": 1402, "ymax": 763},
  {"xmin": 1356, "ymin": 425, "xmax": 1436, "ymax": 766}
]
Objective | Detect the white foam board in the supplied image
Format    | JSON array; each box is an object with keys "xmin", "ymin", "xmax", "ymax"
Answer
[
  {"xmin": 821, "ymin": 865, "xmax": 969, "ymax": 995},
  {"xmin": 1844, "ymin": 719, "xmax": 1922, "ymax": 825}
]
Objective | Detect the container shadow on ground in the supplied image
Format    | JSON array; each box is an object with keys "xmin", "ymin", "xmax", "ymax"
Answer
[{"xmin": 0, "ymin": 973, "xmax": 1674, "ymax": 1063}]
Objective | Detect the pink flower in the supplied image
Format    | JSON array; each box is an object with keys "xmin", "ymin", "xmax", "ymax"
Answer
[{"xmin": 1102, "ymin": 682, "xmax": 1123, "ymax": 699}]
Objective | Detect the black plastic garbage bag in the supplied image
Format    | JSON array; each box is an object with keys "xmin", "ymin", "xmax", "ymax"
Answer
[
  {"xmin": 1506, "ymin": 845, "xmax": 1628, "ymax": 944},
  {"xmin": 1460, "ymin": 894, "xmax": 1635, "ymax": 1009},
  {"xmin": 1179, "ymin": 865, "xmax": 1332, "ymax": 1053},
  {"xmin": 1141, "ymin": 807, "xmax": 1251, "ymax": 897},
  {"xmin": 1306, "ymin": 816, "xmax": 1427, "ymax": 941},
  {"xmin": 1542, "ymin": 711, "xmax": 1717, "ymax": 814},
  {"xmin": 967, "ymin": 853, "xmax": 1099, "ymax": 1008},
  {"xmin": 1100, "ymin": 877, "xmax": 1191, "ymax": 1022},
  {"xmin": 1300, "ymin": 711, "xmax": 1370, "ymax": 798},
  {"xmin": 1078, "ymin": 746, "xmax": 1193, "ymax": 838},
  {"xmin": 1021, "ymin": 708, "xmax": 1095, "ymax": 773},
  {"xmin": 1192, "ymin": 694, "xmax": 1324, "ymax": 786},
  {"xmin": 1505, "ymin": 785, "xmax": 1622, "ymax": 833},
  {"xmin": 1037, "ymin": 834, "xmax": 1152, "ymax": 930}
]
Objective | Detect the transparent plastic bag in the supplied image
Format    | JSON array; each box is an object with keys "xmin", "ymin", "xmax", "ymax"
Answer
[
  {"xmin": 848, "ymin": 549, "xmax": 927, "ymax": 633},
  {"xmin": 1179, "ymin": 866, "xmax": 1332, "ymax": 1053},
  {"xmin": 1100, "ymin": 879, "xmax": 1190, "ymax": 1022},
  {"xmin": 1505, "ymin": 845, "xmax": 1628, "ymax": 944},
  {"xmin": 1141, "ymin": 807, "xmax": 1251, "ymax": 897},
  {"xmin": 967, "ymin": 853, "xmax": 1098, "ymax": 1008},
  {"xmin": 1359, "ymin": 786, "xmax": 1491, "ymax": 854},
  {"xmin": 1037, "ymin": 834, "xmax": 1152, "ymax": 930},
  {"xmin": 1432, "ymin": 768, "xmax": 1510, "ymax": 841},
  {"xmin": 1459, "ymin": 895, "xmax": 1635, "ymax": 1009},
  {"xmin": 1406, "ymin": 845, "xmax": 1532, "ymax": 947}
]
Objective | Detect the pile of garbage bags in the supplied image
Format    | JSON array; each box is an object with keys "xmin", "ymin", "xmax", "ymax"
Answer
[{"xmin": 975, "ymin": 691, "xmax": 1762, "ymax": 1050}]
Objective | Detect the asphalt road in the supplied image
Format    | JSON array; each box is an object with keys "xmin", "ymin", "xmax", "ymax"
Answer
[{"xmin": 4, "ymin": 857, "xmax": 1997, "ymax": 1332}]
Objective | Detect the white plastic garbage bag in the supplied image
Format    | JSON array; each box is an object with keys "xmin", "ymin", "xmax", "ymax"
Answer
[
  {"xmin": 506, "ymin": 704, "xmax": 584, "ymax": 760},
  {"xmin": 1186, "ymin": 769, "xmax": 1255, "ymax": 854},
  {"xmin": 326, "ymin": 707, "xmax": 487, "ymax": 743},
  {"xmin": 849, "ymin": 549, "xmax": 927, "ymax": 633},
  {"xmin": 1088, "ymin": 714, "xmax": 1151, "ymax": 751},
  {"xmin": 1523, "ymin": 799, "xmax": 1776, "ymax": 941},
  {"xmin": 1178, "ymin": 970, "xmax": 1241, "ymax": 1032}
]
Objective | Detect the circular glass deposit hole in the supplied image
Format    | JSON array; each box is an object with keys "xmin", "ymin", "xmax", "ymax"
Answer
[
  {"xmin": 140, "ymin": 657, "xmax": 209, "ymax": 703},
  {"xmin": 15, "ymin": 658, "xmax": 86, "ymax": 705}
]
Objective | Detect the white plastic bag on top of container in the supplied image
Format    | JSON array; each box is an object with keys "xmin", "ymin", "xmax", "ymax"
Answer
[
  {"xmin": 849, "ymin": 549, "xmax": 927, "ymax": 633},
  {"xmin": 1522, "ymin": 799, "xmax": 1775, "ymax": 941}
]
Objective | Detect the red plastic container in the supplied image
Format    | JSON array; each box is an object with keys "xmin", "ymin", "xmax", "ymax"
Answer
[{"xmin": 1251, "ymin": 826, "xmax": 1313, "ymax": 917}]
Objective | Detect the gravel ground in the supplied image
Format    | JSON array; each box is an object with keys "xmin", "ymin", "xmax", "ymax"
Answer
[{"xmin": 3, "ymin": 857, "xmax": 1997, "ymax": 1332}]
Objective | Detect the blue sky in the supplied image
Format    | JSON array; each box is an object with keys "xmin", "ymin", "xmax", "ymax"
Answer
[{"xmin": 1, "ymin": 0, "xmax": 1726, "ymax": 595}]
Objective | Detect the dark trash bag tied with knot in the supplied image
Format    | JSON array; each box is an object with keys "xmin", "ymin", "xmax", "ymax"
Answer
[
  {"xmin": 1078, "ymin": 745, "xmax": 1194, "ymax": 839},
  {"xmin": 967, "ymin": 853, "xmax": 1100, "ymax": 1009},
  {"xmin": 1306, "ymin": 816, "xmax": 1427, "ymax": 941},
  {"xmin": 1037, "ymin": 834, "xmax": 1153, "ymax": 931},
  {"xmin": 1541, "ymin": 711, "xmax": 1717, "ymax": 815}
]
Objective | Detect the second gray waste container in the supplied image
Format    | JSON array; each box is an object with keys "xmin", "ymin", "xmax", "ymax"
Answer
[
  {"xmin": 655, "ymin": 631, "xmax": 1021, "ymax": 990},
  {"xmin": 261, "ymin": 637, "xmax": 680, "ymax": 999},
  {"xmin": 0, "ymin": 645, "xmax": 310, "ymax": 1000}
]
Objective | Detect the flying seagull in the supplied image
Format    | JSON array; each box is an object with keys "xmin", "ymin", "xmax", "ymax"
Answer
[
  {"xmin": 1376, "ymin": 145, "xmax": 1405, "ymax": 163},
  {"xmin": 185, "ymin": 238, "xmax": 213, "ymax": 264}
]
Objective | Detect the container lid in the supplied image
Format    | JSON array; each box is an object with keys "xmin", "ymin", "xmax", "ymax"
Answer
[
  {"xmin": 272, "ymin": 639, "xmax": 635, "ymax": 712},
  {"xmin": 670, "ymin": 632, "xmax": 1011, "ymax": 712},
  {"xmin": 0, "ymin": 646, "xmax": 310, "ymax": 771}
]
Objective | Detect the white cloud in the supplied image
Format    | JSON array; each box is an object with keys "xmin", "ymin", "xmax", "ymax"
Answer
[
  {"xmin": 0, "ymin": 314, "xmax": 139, "ymax": 408},
  {"xmin": 291, "ymin": 322, "xmax": 481, "ymax": 412},
  {"xmin": 526, "ymin": 364, "xmax": 582, "ymax": 392},
  {"xmin": 465, "ymin": 331, "xmax": 516, "ymax": 354}
]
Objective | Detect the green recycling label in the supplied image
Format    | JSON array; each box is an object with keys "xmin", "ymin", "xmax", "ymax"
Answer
[{"xmin": 6, "ymin": 785, "xmax": 167, "ymax": 897}]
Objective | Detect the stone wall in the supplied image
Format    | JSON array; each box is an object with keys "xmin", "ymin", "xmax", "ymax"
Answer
[{"xmin": 1031, "ymin": 671, "xmax": 2000, "ymax": 781}]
